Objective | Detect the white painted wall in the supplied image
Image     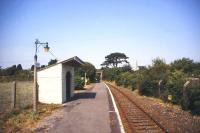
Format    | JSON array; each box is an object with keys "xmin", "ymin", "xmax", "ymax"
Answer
[
  {"xmin": 38, "ymin": 64, "xmax": 62, "ymax": 104},
  {"xmin": 37, "ymin": 63, "xmax": 75, "ymax": 104}
]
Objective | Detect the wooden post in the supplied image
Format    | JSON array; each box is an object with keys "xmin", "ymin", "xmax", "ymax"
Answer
[
  {"xmin": 158, "ymin": 80, "xmax": 162, "ymax": 98},
  {"xmin": 11, "ymin": 81, "xmax": 16, "ymax": 109},
  {"xmin": 183, "ymin": 81, "xmax": 190, "ymax": 99}
]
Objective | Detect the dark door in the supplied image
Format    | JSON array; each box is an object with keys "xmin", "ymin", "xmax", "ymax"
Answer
[{"xmin": 66, "ymin": 72, "xmax": 71, "ymax": 101}]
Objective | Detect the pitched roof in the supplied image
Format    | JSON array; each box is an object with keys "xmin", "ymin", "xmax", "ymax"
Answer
[
  {"xmin": 59, "ymin": 56, "xmax": 85, "ymax": 66},
  {"xmin": 38, "ymin": 56, "xmax": 84, "ymax": 71}
]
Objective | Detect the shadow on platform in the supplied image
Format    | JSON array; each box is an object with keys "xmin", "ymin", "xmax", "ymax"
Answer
[{"xmin": 71, "ymin": 92, "xmax": 96, "ymax": 101}]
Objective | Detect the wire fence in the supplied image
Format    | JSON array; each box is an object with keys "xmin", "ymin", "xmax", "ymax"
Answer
[{"xmin": 0, "ymin": 81, "xmax": 33, "ymax": 113}]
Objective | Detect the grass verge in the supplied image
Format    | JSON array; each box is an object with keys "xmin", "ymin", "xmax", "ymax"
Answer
[{"xmin": 0, "ymin": 103, "xmax": 60, "ymax": 133}]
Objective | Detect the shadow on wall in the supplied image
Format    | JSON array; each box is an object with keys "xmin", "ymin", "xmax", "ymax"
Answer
[{"xmin": 71, "ymin": 92, "xmax": 96, "ymax": 101}]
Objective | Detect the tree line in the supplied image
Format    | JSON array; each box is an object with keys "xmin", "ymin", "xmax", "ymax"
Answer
[
  {"xmin": 0, "ymin": 64, "xmax": 33, "ymax": 82},
  {"xmin": 0, "ymin": 59, "xmax": 58, "ymax": 82},
  {"xmin": 102, "ymin": 52, "xmax": 200, "ymax": 115}
]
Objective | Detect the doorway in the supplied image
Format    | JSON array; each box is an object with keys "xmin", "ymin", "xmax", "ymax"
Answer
[{"xmin": 66, "ymin": 71, "xmax": 71, "ymax": 101}]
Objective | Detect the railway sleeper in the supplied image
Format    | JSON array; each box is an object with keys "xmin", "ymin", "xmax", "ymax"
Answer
[
  {"xmin": 127, "ymin": 117, "xmax": 148, "ymax": 120},
  {"xmin": 132, "ymin": 122, "xmax": 154, "ymax": 126},
  {"xmin": 129, "ymin": 117, "xmax": 149, "ymax": 121},
  {"xmin": 131, "ymin": 119, "xmax": 150, "ymax": 123},
  {"xmin": 134, "ymin": 123, "xmax": 158, "ymax": 127},
  {"xmin": 130, "ymin": 117, "xmax": 149, "ymax": 120},
  {"xmin": 128, "ymin": 109, "xmax": 142, "ymax": 112},
  {"xmin": 131, "ymin": 120, "xmax": 151, "ymax": 124},
  {"xmin": 120, "ymin": 104, "xmax": 134, "ymax": 108},
  {"xmin": 125, "ymin": 110, "xmax": 143, "ymax": 114},
  {"xmin": 135, "ymin": 129, "xmax": 163, "ymax": 133},
  {"xmin": 125, "ymin": 112, "xmax": 144, "ymax": 116},
  {"xmin": 135, "ymin": 125, "xmax": 161, "ymax": 130},
  {"xmin": 134, "ymin": 122, "xmax": 157, "ymax": 127}
]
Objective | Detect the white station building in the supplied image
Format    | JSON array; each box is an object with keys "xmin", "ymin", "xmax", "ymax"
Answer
[{"xmin": 37, "ymin": 56, "xmax": 84, "ymax": 104}]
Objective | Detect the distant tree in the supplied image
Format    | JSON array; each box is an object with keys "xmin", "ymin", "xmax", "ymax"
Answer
[
  {"xmin": 102, "ymin": 67, "xmax": 122, "ymax": 81},
  {"xmin": 101, "ymin": 61, "xmax": 109, "ymax": 68},
  {"xmin": 17, "ymin": 64, "xmax": 23, "ymax": 71},
  {"xmin": 121, "ymin": 64, "xmax": 132, "ymax": 72},
  {"xmin": 48, "ymin": 59, "xmax": 58, "ymax": 66},
  {"xmin": 101, "ymin": 52, "xmax": 129, "ymax": 68},
  {"xmin": 138, "ymin": 66, "xmax": 147, "ymax": 71},
  {"xmin": 170, "ymin": 58, "xmax": 200, "ymax": 77},
  {"xmin": 40, "ymin": 65, "xmax": 46, "ymax": 68},
  {"xmin": 6, "ymin": 65, "xmax": 17, "ymax": 75},
  {"xmin": 0, "ymin": 66, "xmax": 2, "ymax": 76},
  {"xmin": 192, "ymin": 63, "xmax": 200, "ymax": 76},
  {"xmin": 150, "ymin": 58, "xmax": 170, "ymax": 80},
  {"xmin": 171, "ymin": 58, "xmax": 194, "ymax": 74}
]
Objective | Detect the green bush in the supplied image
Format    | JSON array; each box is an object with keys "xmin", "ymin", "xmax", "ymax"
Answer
[
  {"xmin": 140, "ymin": 78, "xmax": 157, "ymax": 96},
  {"xmin": 74, "ymin": 76, "xmax": 84, "ymax": 89},
  {"xmin": 161, "ymin": 89, "xmax": 170, "ymax": 102},
  {"xmin": 115, "ymin": 76, "xmax": 123, "ymax": 86},
  {"xmin": 122, "ymin": 72, "xmax": 132, "ymax": 87},
  {"xmin": 130, "ymin": 79, "xmax": 137, "ymax": 91},
  {"xmin": 75, "ymin": 62, "xmax": 96, "ymax": 83},
  {"xmin": 103, "ymin": 68, "xmax": 122, "ymax": 81},
  {"xmin": 103, "ymin": 57, "xmax": 200, "ymax": 115},
  {"xmin": 182, "ymin": 86, "xmax": 200, "ymax": 115},
  {"xmin": 163, "ymin": 70, "xmax": 185, "ymax": 104},
  {"xmin": 115, "ymin": 72, "xmax": 136, "ymax": 90},
  {"xmin": 86, "ymin": 79, "xmax": 90, "ymax": 85},
  {"xmin": 164, "ymin": 82, "xmax": 182, "ymax": 104}
]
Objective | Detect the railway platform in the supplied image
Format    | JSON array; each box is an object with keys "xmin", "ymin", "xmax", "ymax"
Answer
[{"xmin": 34, "ymin": 83, "xmax": 121, "ymax": 133}]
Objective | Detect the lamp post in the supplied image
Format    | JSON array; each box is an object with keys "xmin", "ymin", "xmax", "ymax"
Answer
[{"xmin": 33, "ymin": 39, "xmax": 50, "ymax": 112}]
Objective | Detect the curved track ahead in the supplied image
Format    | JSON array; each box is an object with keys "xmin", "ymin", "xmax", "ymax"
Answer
[{"xmin": 107, "ymin": 83, "xmax": 168, "ymax": 133}]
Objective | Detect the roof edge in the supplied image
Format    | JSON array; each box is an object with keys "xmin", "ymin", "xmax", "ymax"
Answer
[{"xmin": 38, "ymin": 56, "xmax": 85, "ymax": 72}]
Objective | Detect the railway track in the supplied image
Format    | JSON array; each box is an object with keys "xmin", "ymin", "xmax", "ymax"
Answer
[{"xmin": 107, "ymin": 83, "xmax": 168, "ymax": 133}]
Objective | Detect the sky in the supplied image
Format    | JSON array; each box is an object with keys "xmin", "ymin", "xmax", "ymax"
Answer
[{"xmin": 0, "ymin": 0, "xmax": 200, "ymax": 69}]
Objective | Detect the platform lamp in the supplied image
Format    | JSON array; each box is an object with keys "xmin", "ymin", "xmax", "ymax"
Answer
[{"xmin": 33, "ymin": 39, "xmax": 50, "ymax": 112}]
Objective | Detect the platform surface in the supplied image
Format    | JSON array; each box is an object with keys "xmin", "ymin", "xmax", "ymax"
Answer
[{"xmin": 41, "ymin": 83, "xmax": 121, "ymax": 133}]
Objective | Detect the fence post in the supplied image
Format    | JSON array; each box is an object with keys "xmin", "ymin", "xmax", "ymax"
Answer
[
  {"xmin": 158, "ymin": 80, "xmax": 162, "ymax": 98},
  {"xmin": 183, "ymin": 81, "xmax": 190, "ymax": 99},
  {"xmin": 11, "ymin": 81, "xmax": 16, "ymax": 109}
]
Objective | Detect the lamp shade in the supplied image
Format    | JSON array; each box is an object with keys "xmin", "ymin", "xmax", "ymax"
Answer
[{"xmin": 44, "ymin": 44, "xmax": 50, "ymax": 52}]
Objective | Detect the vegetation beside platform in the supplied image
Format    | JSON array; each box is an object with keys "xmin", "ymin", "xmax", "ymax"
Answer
[{"xmin": 102, "ymin": 53, "xmax": 200, "ymax": 115}]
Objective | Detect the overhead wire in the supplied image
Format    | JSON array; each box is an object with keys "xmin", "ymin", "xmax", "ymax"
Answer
[{"xmin": 48, "ymin": 50, "xmax": 58, "ymax": 59}]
